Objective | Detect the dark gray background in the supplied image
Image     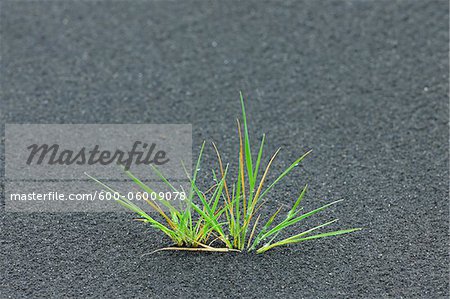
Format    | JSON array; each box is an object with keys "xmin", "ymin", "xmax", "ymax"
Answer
[{"xmin": 1, "ymin": 0, "xmax": 448, "ymax": 298}]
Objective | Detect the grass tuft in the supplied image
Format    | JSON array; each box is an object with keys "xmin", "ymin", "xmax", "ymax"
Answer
[{"xmin": 89, "ymin": 92, "xmax": 361, "ymax": 253}]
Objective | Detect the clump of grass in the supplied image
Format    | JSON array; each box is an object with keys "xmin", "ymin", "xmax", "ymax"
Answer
[
  {"xmin": 87, "ymin": 148, "xmax": 238, "ymax": 252},
  {"xmin": 88, "ymin": 92, "xmax": 361, "ymax": 253}
]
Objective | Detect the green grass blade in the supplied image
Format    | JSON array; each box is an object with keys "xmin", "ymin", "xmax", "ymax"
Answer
[
  {"xmin": 86, "ymin": 173, "xmax": 177, "ymax": 240},
  {"xmin": 150, "ymin": 164, "xmax": 178, "ymax": 192},
  {"xmin": 259, "ymin": 199, "xmax": 343, "ymax": 242},
  {"xmin": 261, "ymin": 219, "xmax": 338, "ymax": 250},
  {"xmin": 252, "ymin": 134, "xmax": 265, "ymax": 182},
  {"xmin": 211, "ymin": 165, "xmax": 228, "ymax": 212},
  {"xmin": 124, "ymin": 170, "xmax": 179, "ymax": 214},
  {"xmin": 188, "ymin": 177, "xmax": 232, "ymax": 248},
  {"xmin": 193, "ymin": 141, "xmax": 206, "ymax": 183},
  {"xmin": 257, "ymin": 228, "xmax": 362, "ymax": 253},
  {"xmin": 249, "ymin": 205, "xmax": 283, "ymax": 251},
  {"xmin": 286, "ymin": 184, "xmax": 308, "ymax": 219},
  {"xmin": 259, "ymin": 150, "xmax": 312, "ymax": 200},
  {"xmin": 240, "ymin": 91, "xmax": 254, "ymax": 187}
]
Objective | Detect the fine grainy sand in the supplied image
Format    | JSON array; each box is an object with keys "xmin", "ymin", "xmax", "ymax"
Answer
[{"xmin": 1, "ymin": 1, "xmax": 448, "ymax": 298}]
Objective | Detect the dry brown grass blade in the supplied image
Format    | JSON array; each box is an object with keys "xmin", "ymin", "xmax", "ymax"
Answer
[
  {"xmin": 204, "ymin": 183, "xmax": 219, "ymax": 195},
  {"xmin": 194, "ymin": 219, "xmax": 205, "ymax": 238},
  {"xmin": 144, "ymin": 247, "xmax": 241, "ymax": 255},
  {"xmin": 133, "ymin": 218, "xmax": 148, "ymax": 222},
  {"xmin": 237, "ymin": 118, "xmax": 247, "ymax": 217},
  {"xmin": 208, "ymin": 235, "xmax": 223, "ymax": 246},
  {"xmin": 145, "ymin": 241, "xmax": 239, "ymax": 256},
  {"xmin": 246, "ymin": 214, "xmax": 261, "ymax": 249},
  {"xmin": 254, "ymin": 199, "xmax": 285, "ymax": 216},
  {"xmin": 252, "ymin": 148, "xmax": 281, "ymax": 205},
  {"xmin": 245, "ymin": 148, "xmax": 281, "ymax": 226},
  {"xmin": 144, "ymin": 198, "xmax": 177, "ymax": 230}
]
